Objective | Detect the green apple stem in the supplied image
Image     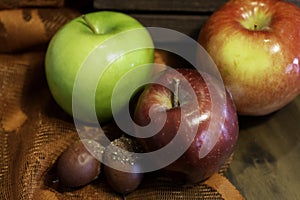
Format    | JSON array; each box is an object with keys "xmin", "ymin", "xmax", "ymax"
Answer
[
  {"xmin": 82, "ymin": 15, "xmax": 99, "ymax": 34},
  {"xmin": 173, "ymin": 78, "xmax": 180, "ymax": 107}
]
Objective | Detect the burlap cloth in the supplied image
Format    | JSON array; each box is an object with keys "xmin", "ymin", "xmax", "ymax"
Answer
[{"xmin": 0, "ymin": 2, "xmax": 245, "ymax": 199}]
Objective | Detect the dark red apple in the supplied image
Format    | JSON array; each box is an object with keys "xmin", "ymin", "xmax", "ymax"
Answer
[
  {"xmin": 133, "ymin": 68, "xmax": 239, "ymax": 184},
  {"xmin": 198, "ymin": 0, "xmax": 300, "ymax": 115}
]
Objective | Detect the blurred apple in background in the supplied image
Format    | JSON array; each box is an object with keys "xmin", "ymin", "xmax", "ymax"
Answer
[
  {"xmin": 134, "ymin": 68, "xmax": 239, "ymax": 184},
  {"xmin": 198, "ymin": 0, "xmax": 300, "ymax": 115},
  {"xmin": 45, "ymin": 11, "xmax": 154, "ymax": 123}
]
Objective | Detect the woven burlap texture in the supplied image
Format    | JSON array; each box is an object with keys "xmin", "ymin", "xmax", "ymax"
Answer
[{"xmin": 0, "ymin": 6, "xmax": 244, "ymax": 200}]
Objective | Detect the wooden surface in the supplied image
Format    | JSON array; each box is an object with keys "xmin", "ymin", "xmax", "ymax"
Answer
[
  {"xmin": 94, "ymin": 0, "xmax": 227, "ymax": 12},
  {"xmin": 224, "ymin": 96, "xmax": 300, "ymax": 200},
  {"xmin": 94, "ymin": 0, "xmax": 222, "ymax": 38},
  {"xmin": 94, "ymin": 0, "xmax": 300, "ymax": 39},
  {"xmin": 130, "ymin": 14, "xmax": 207, "ymax": 39},
  {"xmin": 94, "ymin": 0, "xmax": 300, "ymax": 11}
]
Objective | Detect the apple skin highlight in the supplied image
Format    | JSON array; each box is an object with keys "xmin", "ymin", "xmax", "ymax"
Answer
[{"xmin": 198, "ymin": 0, "xmax": 300, "ymax": 115}]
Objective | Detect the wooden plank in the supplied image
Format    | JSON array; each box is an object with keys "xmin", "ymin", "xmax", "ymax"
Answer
[
  {"xmin": 94, "ymin": 0, "xmax": 300, "ymax": 12},
  {"xmin": 94, "ymin": 0, "xmax": 227, "ymax": 12},
  {"xmin": 224, "ymin": 96, "xmax": 300, "ymax": 200},
  {"xmin": 130, "ymin": 14, "xmax": 208, "ymax": 39}
]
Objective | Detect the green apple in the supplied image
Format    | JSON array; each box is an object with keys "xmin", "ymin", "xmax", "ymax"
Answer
[{"xmin": 45, "ymin": 11, "xmax": 154, "ymax": 123}]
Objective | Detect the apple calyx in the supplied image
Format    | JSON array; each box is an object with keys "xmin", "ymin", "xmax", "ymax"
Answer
[
  {"xmin": 172, "ymin": 78, "xmax": 180, "ymax": 108},
  {"xmin": 82, "ymin": 15, "xmax": 100, "ymax": 34}
]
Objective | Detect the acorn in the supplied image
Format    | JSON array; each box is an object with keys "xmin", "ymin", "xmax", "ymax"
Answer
[
  {"xmin": 56, "ymin": 139, "xmax": 104, "ymax": 188},
  {"xmin": 103, "ymin": 136, "xmax": 143, "ymax": 194}
]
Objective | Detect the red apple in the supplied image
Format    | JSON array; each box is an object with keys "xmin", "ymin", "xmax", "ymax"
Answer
[
  {"xmin": 198, "ymin": 0, "xmax": 300, "ymax": 115},
  {"xmin": 133, "ymin": 68, "xmax": 239, "ymax": 184}
]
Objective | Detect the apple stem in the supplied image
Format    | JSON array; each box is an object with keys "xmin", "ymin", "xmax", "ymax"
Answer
[
  {"xmin": 254, "ymin": 24, "xmax": 258, "ymax": 30},
  {"xmin": 173, "ymin": 78, "xmax": 180, "ymax": 107},
  {"xmin": 82, "ymin": 15, "xmax": 99, "ymax": 34}
]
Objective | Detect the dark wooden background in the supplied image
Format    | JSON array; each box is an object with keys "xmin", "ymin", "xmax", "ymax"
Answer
[
  {"xmin": 93, "ymin": 1, "xmax": 300, "ymax": 199},
  {"xmin": 94, "ymin": 0, "xmax": 300, "ymax": 39}
]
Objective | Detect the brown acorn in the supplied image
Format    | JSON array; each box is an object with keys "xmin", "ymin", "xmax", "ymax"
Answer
[
  {"xmin": 56, "ymin": 139, "xmax": 104, "ymax": 187},
  {"xmin": 103, "ymin": 136, "xmax": 143, "ymax": 194}
]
